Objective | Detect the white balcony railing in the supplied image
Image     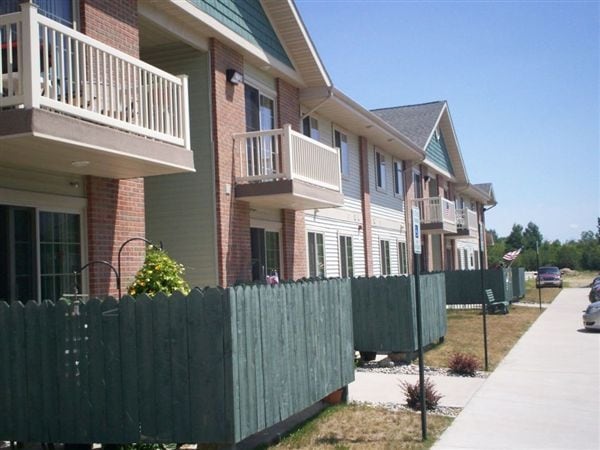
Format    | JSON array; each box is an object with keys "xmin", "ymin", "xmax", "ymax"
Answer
[
  {"xmin": 0, "ymin": 3, "xmax": 190, "ymax": 148},
  {"xmin": 233, "ymin": 124, "xmax": 342, "ymax": 192},
  {"xmin": 413, "ymin": 197, "xmax": 457, "ymax": 227},
  {"xmin": 456, "ymin": 208, "xmax": 478, "ymax": 232}
]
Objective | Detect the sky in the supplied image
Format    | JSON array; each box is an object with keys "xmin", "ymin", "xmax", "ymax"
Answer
[{"xmin": 295, "ymin": 0, "xmax": 599, "ymax": 243}]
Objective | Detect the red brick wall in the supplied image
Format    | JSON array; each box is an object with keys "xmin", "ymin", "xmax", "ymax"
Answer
[
  {"xmin": 80, "ymin": 0, "xmax": 139, "ymax": 58},
  {"xmin": 358, "ymin": 136, "xmax": 373, "ymax": 276},
  {"xmin": 86, "ymin": 177, "xmax": 145, "ymax": 297},
  {"xmin": 276, "ymin": 78, "xmax": 305, "ymax": 280},
  {"xmin": 80, "ymin": 0, "xmax": 143, "ymax": 297},
  {"xmin": 210, "ymin": 38, "xmax": 251, "ymax": 286}
]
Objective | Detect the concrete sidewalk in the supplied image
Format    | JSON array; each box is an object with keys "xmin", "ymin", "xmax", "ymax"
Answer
[{"xmin": 433, "ymin": 288, "xmax": 600, "ymax": 450}]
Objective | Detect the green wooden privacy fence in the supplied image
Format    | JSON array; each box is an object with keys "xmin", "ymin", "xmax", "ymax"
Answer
[
  {"xmin": 0, "ymin": 279, "xmax": 354, "ymax": 445},
  {"xmin": 351, "ymin": 273, "xmax": 447, "ymax": 354},
  {"xmin": 444, "ymin": 268, "xmax": 526, "ymax": 306}
]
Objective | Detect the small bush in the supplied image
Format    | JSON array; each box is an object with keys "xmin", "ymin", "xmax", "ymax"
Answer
[
  {"xmin": 400, "ymin": 378, "xmax": 442, "ymax": 411},
  {"xmin": 128, "ymin": 246, "xmax": 190, "ymax": 296},
  {"xmin": 448, "ymin": 352, "xmax": 481, "ymax": 376}
]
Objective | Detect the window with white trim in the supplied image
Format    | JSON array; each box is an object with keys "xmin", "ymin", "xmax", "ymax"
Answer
[
  {"xmin": 307, "ymin": 232, "xmax": 325, "ymax": 278},
  {"xmin": 393, "ymin": 160, "xmax": 405, "ymax": 198},
  {"xmin": 0, "ymin": 205, "xmax": 82, "ymax": 303},
  {"xmin": 375, "ymin": 150, "xmax": 386, "ymax": 190},
  {"xmin": 302, "ymin": 116, "xmax": 320, "ymax": 140},
  {"xmin": 398, "ymin": 241, "xmax": 408, "ymax": 274},
  {"xmin": 380, "ymin": 240, "xmax": 391, "ymax": 275},
  {"xmin": 339, "ymin": 235, "xmax": 353, "ymax": 278},
  {"xmin": 334, "ymin": 129, "xmax": 350, "ymax": 176}
]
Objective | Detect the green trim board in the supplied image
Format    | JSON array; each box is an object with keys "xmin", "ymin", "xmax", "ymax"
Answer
[{"xmin": 187, "ymin": 0, "xmax": 293, "ymax": 68}]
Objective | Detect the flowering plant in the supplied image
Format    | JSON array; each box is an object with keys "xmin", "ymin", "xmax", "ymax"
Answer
[{"xmin": 128, "ymin": 246, "xmax": 190, "ymax": 296}]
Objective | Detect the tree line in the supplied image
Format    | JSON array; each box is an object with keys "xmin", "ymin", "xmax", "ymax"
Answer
[{"xmin": 487, "ymin": 218, "xmax": 600, "ymax": 271}]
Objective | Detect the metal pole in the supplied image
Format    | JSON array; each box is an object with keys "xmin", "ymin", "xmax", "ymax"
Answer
[
  {"xmin": 414, "ymin": 253, "xmax": 427, "ymax": 441},
  {"xmin": 537, "ymin": 240, "xmax": 542, "ymax": 311},
  {"xmin": 479, "ymin": 220, "xmax": 489, "ymax": 372}
]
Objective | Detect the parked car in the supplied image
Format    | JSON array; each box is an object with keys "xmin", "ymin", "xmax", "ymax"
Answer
[
  {"xmin": 536, "ymin": 266, "xmax": 563, "ymax": 288},
  {"xmin": 583, "ymin": 301, "xmax": 600, "ymax": 331},
  {"xmin": 589, "ymin": 282, "xmax": 600, "ymax": 303}
]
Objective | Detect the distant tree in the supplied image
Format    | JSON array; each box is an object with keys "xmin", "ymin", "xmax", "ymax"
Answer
[
  {"xmin": 487, "ymin": 241, "xmax": 506, "ymax": 268},
  {"xmin": 557, "ymin": 243, "xmax": 581, "ymax": 270},
  {"xmin": 523, "ymin": 222, "xmax": 543, "ymax": 250},
  {"xmin": 597, "ymin": 217, "xmax": 600, "ymax": 243},
  {"xmin": 488, "ymin": 229, "xmax": 499, "ymax": 244},
  {"xmin": 505, "ymin": 224, "xmax": 524, "ymax": 250}
]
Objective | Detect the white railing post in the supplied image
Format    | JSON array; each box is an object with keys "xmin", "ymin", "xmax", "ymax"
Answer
[
  {"xmin": 282, "ymin": 123, "xmax": 293, "ymax": 178},
  {"xmin": 179, "ymin": 74, "xmax": 190, "ymax": 150},
  {"xmin": 21, "ymin": 1, "xmax": 40, "ymax": 108}
]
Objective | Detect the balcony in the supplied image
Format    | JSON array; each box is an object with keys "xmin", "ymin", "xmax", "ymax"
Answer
[
  {"xmin": 0, "ymin": 4, "xmax": 194, "ymax": 179},
  {"xmin": 413, "ymin": 197, "xmax": 457, "ymax": 234},
  {"xmin": 233, "ymin": 124, "xmax": 344, "ymax": 210},
  {"xmin": 448, "ymin": 207, "xmax": 479, "ymax": 239}
]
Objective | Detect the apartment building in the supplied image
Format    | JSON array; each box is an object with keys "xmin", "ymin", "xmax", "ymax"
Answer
[
  {"xmin": 1, "ymin": 0, "xmax": 496, "ymax": 299},
  {"xmin": 0, "ymin": 0, "xmax": 195, "ymax": 301},
  {"xmin": 372, "ymin": 101, "xmax": 496, "ymax": 273}
]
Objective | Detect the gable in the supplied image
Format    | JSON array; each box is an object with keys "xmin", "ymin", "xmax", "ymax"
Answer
[
  {"xmin": 188, "ymin": 0, "xmax": 293, "ymax": 68},
  {"xmin": 426, "ymin": 129, "xmax": 454, "ymax": 175}
]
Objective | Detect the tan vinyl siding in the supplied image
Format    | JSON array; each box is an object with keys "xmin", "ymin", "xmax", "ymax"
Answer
[{"xmin": 143, "ymin": 46, "xmax": 218, "ymax": 287}]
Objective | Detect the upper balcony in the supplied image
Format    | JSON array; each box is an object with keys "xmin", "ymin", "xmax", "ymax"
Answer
[
  {"xmin": 448, "ymin": 207, "xmax": 479, "ymax": 239},
  {"xmin": 0, "ymin": 4, "xmax": 194, "ymax": 179},
  {"xmin": 233, "ymin": 124, "xmax": 344, "ymax": 210},
  {"xmin": 413, "ymin": 197, "xmax": 457, "ymax": 234}
]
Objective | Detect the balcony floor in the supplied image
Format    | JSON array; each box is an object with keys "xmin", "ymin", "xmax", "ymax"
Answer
[
  {"xmin": 421, "ymin": 221, "xmax": 458, "ymax": 234},
  {"xmin": 0, "ymin": 108, "xmax": 194, "ymax": 179},
  {"xmin": 235, "ymin": 179, "xmax": 344, "ymax": 210}
]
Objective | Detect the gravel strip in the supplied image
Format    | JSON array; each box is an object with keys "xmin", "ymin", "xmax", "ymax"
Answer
[
  {"xmin": 352, "ymin": 401, "xmax": 462, "ymax": 418},
  {"xmin": 356, "ymin": 362, "xmax": 488, "ymax": 379}
]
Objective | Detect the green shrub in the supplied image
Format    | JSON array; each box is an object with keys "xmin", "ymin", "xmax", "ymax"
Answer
[
  {"xmin": 128, "ymin": 246, "xmax": 190, "ymax": 296},
  {"xmin": 448, "ymin": 352, "xmax": 481, "ymax": 376},
  {"xmin": 400, "ymin": 378, "xmax": 442, "ymax": 411}
]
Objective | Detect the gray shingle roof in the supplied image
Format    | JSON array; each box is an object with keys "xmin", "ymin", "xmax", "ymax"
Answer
[{"xmin": 371, "ymin": 101, "xmax": 446, "ymax": 150}]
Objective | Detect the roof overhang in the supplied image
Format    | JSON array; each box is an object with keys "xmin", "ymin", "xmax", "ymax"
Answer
[
  {"xmin": 300, "ymin": 87, "xmax": 424, "ymax": 161},
  {"xmin": 422, "ymin": 102, "xmax": 469, "ymax": 184},
  {"xmin": 456, "ymin": 183, "xmax": 497, "ymax": 206},
  {"xmin": 138, "ymin": 0, "xmax": 330, "ymax": 89}
]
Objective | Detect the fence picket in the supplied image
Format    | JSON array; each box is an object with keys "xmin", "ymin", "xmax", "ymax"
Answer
[
  {"xmin": 25, "ymin": 301, "xmax": 42, "ymax": 440},
  {"xmin": 0, "ymin": 302, "xmax": 11, "ymax": 440},
  {"xmin": 152, "ymin": 292, "xmax": 173, "ymax": 442},
  {"xmin": 119, "ymin": 296, "xmax": 139, "ymax": 442},
  {"xmin": 169, "ymin": 292, "xmax": 191, "ymax": 442},
  {"xmin": 135, "ymin": 294, "xmax": 156, "ymax": 442},
  {"xmin": 10, "ymin": 302, "xmax": 27, "ymax": 441}
]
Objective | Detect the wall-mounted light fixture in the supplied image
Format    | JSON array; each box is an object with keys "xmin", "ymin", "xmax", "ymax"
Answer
[
  {"xmin": 226, "ymin": 69, "xmax": 244, "ymax": 85},
  {"xmin": 423, "ymin": 175, "xmax": 431, "ymax": 183}
]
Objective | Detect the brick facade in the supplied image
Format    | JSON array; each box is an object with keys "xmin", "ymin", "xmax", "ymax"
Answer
[
  {"xmin": 276, "ymin": 78, "xmax": 306, "ymax": 280},
  {"xmin": 86, "ymin": 177, "xmax": 145, "ymax": 297},
  {"xmin": 80, "ymin": 0, "xmax": 139, "ymax": 58},
  {"xmin": 81, "ymin": 0, "xmax": 144, "ymax": 297},
  {"xmin": 210, "ymin": 38, "xmax": 251, "ymax": 286},
  {"xmin": 358, "ymin": 136, "xmax": 373, "ymax": 276}
]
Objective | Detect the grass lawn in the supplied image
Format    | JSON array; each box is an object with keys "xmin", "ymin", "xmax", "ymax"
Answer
[
  {"xmin": 267, "ymin": 404, "xmax": 453, "ymax": 450},
  {"xmin": 423, "ymin": 306, "xmax": 543, "ymax": 370}
]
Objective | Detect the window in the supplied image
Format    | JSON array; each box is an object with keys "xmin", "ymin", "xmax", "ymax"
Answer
[
  {"xmin": 339, "ymin": 235, "xmax": 353, "ymax": 278},
  {"xmin": 245, "ymin": 84, "xmax": 276, "ymax": 176},
  {"xmin": 380, "ymin": 240, "xmax": 391, "ymax": 275},
  {"xmin": 393, "ymin": 160, "xmax": 405, "ymax": 198},
  {"xmin": 302, "ymin": 116, "xmax": 320, "ymax": 140},
  {"xmin": 1, "ymin": 1, "xmax": 76, "ymax": 27},
  {"xmin": 413, "ymin": 170, "xmax": 423, "ymax": 198},
  {"xmin": 307, "ymin": 232, "xmax": 325, "ymax": 278},
  {"xmin": 250, "ymin": 227, "xmax": 280, "ymax": 281},
  {"xmin": 0, "ymin": 205, "xmax": 81, "ymax": 303},
  {"xmin": 375, "ymin": 150, "xmax": 386, "ymax": 190},
  {"xmin": 398, "ymin": 241, "xmax": 408, "ymax": 274},
  {"xmin": 334, "ymin": 129, "xmax": 350, "ymax": 176}
]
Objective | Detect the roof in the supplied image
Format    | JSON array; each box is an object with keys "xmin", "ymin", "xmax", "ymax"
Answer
[{"xmin": 371, "ymin": 101, "xmax": 446, "ymax": 150}]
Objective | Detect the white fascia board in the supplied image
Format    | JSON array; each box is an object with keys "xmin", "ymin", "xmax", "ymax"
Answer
[
  {"xmin": 261, "ymin": 0, "xmax": 332, "ymax": 88},
  {"xmin": 159, "ymin": 0, "xmax": 304, "ymax": 87}
]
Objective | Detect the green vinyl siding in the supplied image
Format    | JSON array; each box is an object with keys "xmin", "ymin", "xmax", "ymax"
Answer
[
  {"xmin": 426, "ymin": 130, "xmax": 454, "ymax": 175},
  {"xmin": 187, "ymin": 0, "xmax": 293, "ymax": 68}
]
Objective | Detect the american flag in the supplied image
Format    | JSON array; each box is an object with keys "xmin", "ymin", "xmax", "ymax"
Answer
[{"xmin": 503, "ymin": 248, "xmax": 522, "ymax": 261}]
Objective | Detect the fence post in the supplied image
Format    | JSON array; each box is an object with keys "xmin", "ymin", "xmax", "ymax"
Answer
[
  {"xmin": 179, "ymin": 74, "xmax": 190, "ymax": 149},
  {"xmin": 282, "ymin": 124, "xmax": 293, "ymax": 178}
]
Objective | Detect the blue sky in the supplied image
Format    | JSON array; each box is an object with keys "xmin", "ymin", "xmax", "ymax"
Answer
[{"xmin": 295, "ymin": 0, "xmax": 599, "ymax": 243}]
